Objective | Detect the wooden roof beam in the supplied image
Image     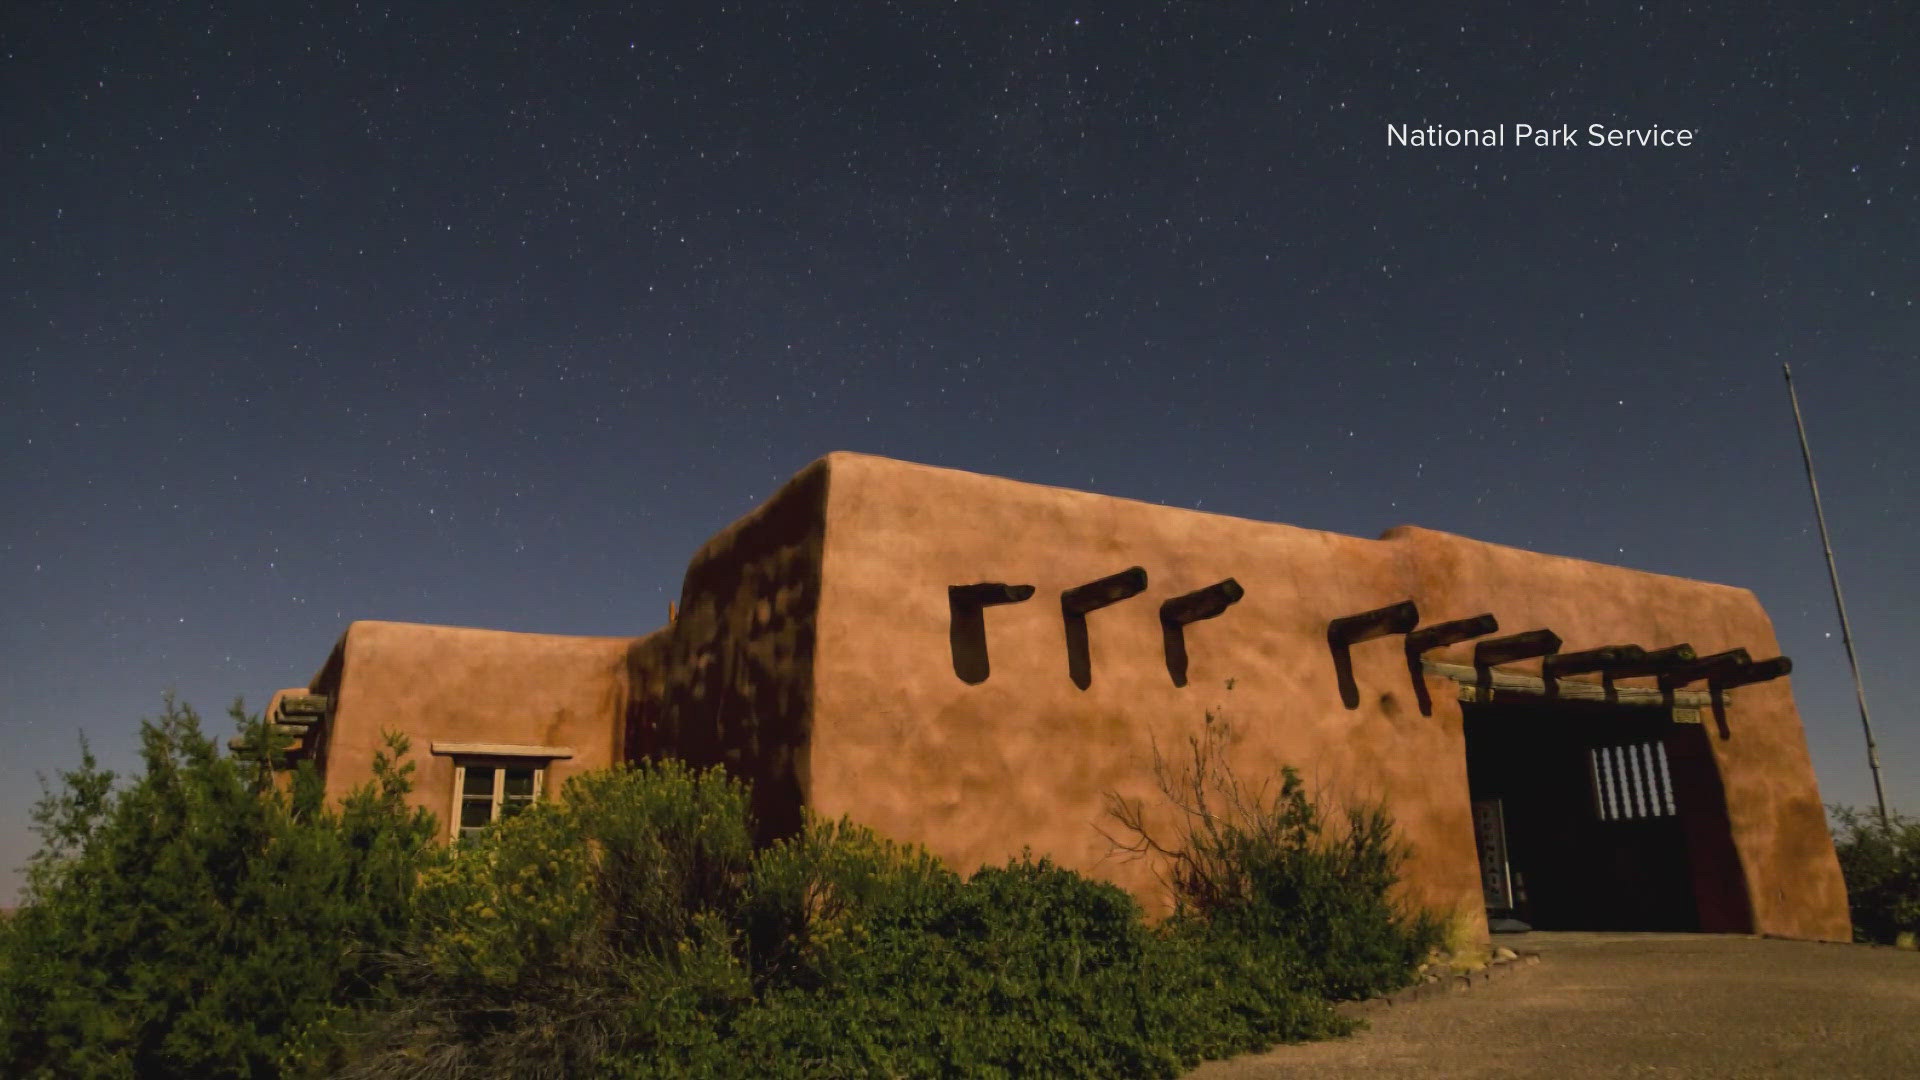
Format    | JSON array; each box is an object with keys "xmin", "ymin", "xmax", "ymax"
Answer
[
  {"xmin": 1542, "ymin": 645, "xmax": 1646, "ymax": 698},
  {"xmin": 1327, "ymin": 599, "xmax": 1420, "ymax": 709},
  {"xmin": 1658, "ymin": 648, "xmax": 1752, "ymax": 692},
  {"xmin": 1403, "ymin": 613, "xmax": 1500, "ymax": 716}
]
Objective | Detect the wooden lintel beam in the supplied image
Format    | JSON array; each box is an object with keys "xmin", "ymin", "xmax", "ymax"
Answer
[{"xmin": 1425, "ymin": 659, "xmax": 1713, "ymax": 708}]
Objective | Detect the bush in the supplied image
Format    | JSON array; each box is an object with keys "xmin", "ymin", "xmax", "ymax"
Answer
[
  {"xmin": 7, "ymin": 707, "xmax": 1438, "ymax": 1078},
  {"xmin": 1829, "ymin": 804, "xmax": 1920, "ymax": 945},
  {"xmin": 360, "ymin": 755, "xmax": 1369, "ymax": 1080},
  {"xmin": 623, "ymin": 850, "xmax": 1342, "ymax": 1080},
  {"xmin": 0, "ymin": 697, "xmax": 436, "ymax": 1079},
  {"xmin": 736, "ymin": 814, "xmax": 958, "ymax": 992},
  {"xmin": 1106, "ymin": 711, "xmax": 1442, "ymax": 1001},
  {"xmin": 345, "ymin": 759, "xmax": 764, "ymax": 1080}
]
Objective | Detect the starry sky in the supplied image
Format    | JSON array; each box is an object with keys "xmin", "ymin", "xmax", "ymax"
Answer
[{"xmin": 3, "ymin": 2, "xmax": 1914, "ymax": 903}]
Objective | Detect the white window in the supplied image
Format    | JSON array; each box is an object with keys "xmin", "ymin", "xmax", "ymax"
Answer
[
  {"xmin": 430, "ymin": 742, "xmax": 575, "ymax": 842},
  {"xmin": 453, "ymin": 761, "xmax": 544, "ymax": 840}
]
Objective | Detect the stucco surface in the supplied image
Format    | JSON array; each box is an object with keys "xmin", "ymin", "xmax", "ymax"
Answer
[
  {"xmin": 792, "ymin": 453, "xmax": 1846, "ymax": 940},
  {"xmin": 286, "ymin": 452, "xmax": 1848, "ymax": 944},
  {"xmin": 1386, "ymin": 527, "xmax": 1849, "ymax": 941},
  {"xmin": 624, "ymin": 459, "xmax": 828, "ymax": 840},
  {"xmin": 806, "ymin": 452, "xmax": 1486, "ymax": 929},
  {"xmin": 312, "ymin": 621, "xmax": 630, "ymax": 833}
]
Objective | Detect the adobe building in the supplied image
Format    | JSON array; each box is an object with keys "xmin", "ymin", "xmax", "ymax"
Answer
[{"xmin": 251, "ymin": 452, "xmax": 1852, "ymax": 943}]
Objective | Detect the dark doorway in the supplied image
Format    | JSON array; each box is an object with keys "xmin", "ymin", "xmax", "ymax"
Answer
[{"xmin": 1463, "ymin": 698, "xmax": 1752, "ymax": 932}]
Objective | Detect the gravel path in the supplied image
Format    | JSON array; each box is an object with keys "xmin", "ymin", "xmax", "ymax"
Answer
[{"xmin": 1186, "ymin": 932, "xmax": 1920, "ymax": 1079}]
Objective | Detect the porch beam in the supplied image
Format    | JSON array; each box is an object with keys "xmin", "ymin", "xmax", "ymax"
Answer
[{"xmin": 1424, "ymin": 659, "xmax": 1713, "ymax": 708}]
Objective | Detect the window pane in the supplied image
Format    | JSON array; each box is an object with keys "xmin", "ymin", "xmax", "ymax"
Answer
[
  {"xmin": 460, "ymin": 797, "xmax": 493, "ymax": 829},
  {"xmin": 504, "ymin": 768, "xmax": 536, "ymax": 798},
  {"xmin": 463, "ymin": 766, "xmax": 495, "ymax": 796}
]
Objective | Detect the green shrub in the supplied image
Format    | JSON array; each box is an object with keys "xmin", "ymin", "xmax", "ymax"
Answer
[
  {"xmin": 345, "ymin": 759, "xmax": 764, "ymax": 1080},
  {"xmin": 620, "ymin": 850, "xmax": 1342, "ymax": 1080},
  {"xmin": 1193, "ymin": 778, "xmax": 1438, "ymax": 1000},
  {"xmin": 1829, "ymin": 804, "xmax": 1920, "ymax": 945},
  {"xmin": 13, "ymin": 708, "xmax": 1436, "ymax": 1078},
  {"xmin": 1106, "ymin": 711, "xmax": 1442, "ymax": 1001},
  {"xmin": 0, "ymin": 697, "xmax": 435, "ymax": 1080},
  {"xmin": 361, "ymin": 760, "xmax": 1352, "ymax": 1080},
  {"xmin": 737, "ymin": 814, "xmax": 958, "ymax": 991}
]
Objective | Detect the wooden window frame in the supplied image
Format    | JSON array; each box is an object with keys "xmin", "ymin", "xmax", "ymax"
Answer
[
  {"xmin": 430, "ymin": 743, "xmax": 575, "ymax": 843},
  {"xmin": 449, "ymin": 759, "xmax": 547, "ymax": 841}
]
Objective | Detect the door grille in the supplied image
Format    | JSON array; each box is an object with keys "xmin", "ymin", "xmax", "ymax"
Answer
[{"xmin": 1591, "ymin": 741, "xmax": 1677, "ymax": 820}]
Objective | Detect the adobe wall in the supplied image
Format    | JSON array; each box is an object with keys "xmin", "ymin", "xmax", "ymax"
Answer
[
  {"xmin": 277, "ymin": 452, "xmax": 1848, "ymax": 943},
  {"xmin": 623, "ymin": 458, "xmax": 829, "ymax": 841},
  {"xmin": 804, "ymin": 452, "xmax": 1487, "ymax": 932},
  {"xmin": 310, "ymin": 621, "xmax": 631, "ymax": 833},
  {"xmin": 796, "ymin": 452, "xmax": 1849, "ymax": 941},
  {"xmin": 1386, "ymin": 527, "xmax": 1851, "ymax": 941}
]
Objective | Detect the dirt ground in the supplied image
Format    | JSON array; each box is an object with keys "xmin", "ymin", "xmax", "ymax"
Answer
[{"xmin": 1186, "ymin": 932, "xmax": 1920, "ymax": 1079}]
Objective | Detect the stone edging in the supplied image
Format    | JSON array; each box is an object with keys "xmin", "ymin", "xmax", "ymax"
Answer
[{"xmin": 1336, "ymin": 949, "xmax": 1543, "ymax": 1017}]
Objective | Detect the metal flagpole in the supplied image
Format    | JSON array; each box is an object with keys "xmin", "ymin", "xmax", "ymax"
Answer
[{"xmin": 1783, "ymin": 363, "xmax": 1890, "ymax": 828}]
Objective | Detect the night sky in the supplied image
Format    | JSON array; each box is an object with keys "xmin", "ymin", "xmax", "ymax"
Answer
[{"xmin": 4, "ymin": 2, "xmax": 1914, "ymax": 902}]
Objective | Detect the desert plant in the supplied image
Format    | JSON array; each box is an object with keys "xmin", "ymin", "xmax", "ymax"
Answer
[
  {"xmin": 0, "ymin": 696, "xmax": 435, "ymax": 1080},
  {"xmin": 344, "ymin": 759, "xmax": 763, "ymax": 1080},
  {"xmin": 1829, "ymin": 804, "xmax": 1920, "ymax": 946},
  {"xmin": 631, "ymin": 850, "xmax": 1342, "ymax": 1080},
  {"xmin": 736, "ymin": 814, "xmax": 958, "ymax": 991},
  {"xmin": 6, "ymin": 705, "xmax": 1448, "ymax": 1079},
  {"xmin": 1104, "ymin": 710, "xmax": 1442, "ymax": 1000},
  {"xmin": 357, "ymin": 758, "xmax": 1348, "ymax": 1080}
]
